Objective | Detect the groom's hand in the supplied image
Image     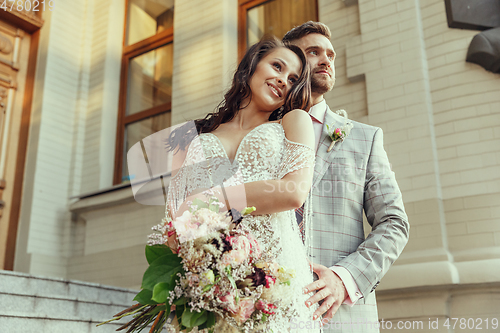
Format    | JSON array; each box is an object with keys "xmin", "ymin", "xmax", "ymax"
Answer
[{"xmin": 303, "ymin": 263, "xmax": 347, "ymax": 325}]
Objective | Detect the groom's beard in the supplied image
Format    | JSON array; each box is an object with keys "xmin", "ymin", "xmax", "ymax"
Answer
[{"xmin": 311, "ymin": 66, "xmax": 335, "ymax": 95}]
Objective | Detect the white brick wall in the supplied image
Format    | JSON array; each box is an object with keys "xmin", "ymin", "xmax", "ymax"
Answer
[
  {"xmin": 421, "ymin": 0, "xmax": 500, "ymax": 201},
  {"xmin": 320, "ymin": 1, "xmax": 500, "ymax": 313},
  {"xmin": 171, "ymin": 0, "xmax": 237, "ymax": 125},
  {"xmin": 419, "ymin": 0, "xmax": 500, "ymax": 258},
  {"xmin": 16, "ymin": 0, "xmax": 123, "ymax": 278},
  {"xmin": 321, "ymin": 0, "xmax": 368, "ymax": 123}
]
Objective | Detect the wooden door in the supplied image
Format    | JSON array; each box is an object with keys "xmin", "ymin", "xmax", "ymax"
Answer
[{"xmin": 0, "ymin": 10, "xmax": 42, "ymax": 270}]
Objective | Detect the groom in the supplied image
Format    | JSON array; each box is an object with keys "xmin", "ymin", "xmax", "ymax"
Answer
[{"xmin": 283, "ymin": 22, "xmax": 409, "ymax": 332}]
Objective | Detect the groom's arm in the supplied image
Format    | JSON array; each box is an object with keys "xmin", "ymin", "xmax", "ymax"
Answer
[
  {"xmin": 305, "ymin": 127, "xmax": 409, "ymax": 323},
  {"xmin": 336, "ymin": 127, "xmax": 409, "ymax": 297}
]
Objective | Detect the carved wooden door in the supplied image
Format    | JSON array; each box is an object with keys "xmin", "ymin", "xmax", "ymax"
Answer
[{"xmin": 0, "ymin": 11, "xmax": 42, "ymax": 269}]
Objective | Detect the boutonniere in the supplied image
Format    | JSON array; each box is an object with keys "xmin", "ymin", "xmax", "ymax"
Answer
[{"xmin": 326, "ymin": 109, "xmax": 353, "ymax": 152}]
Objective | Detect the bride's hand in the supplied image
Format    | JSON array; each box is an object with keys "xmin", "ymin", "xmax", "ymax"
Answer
[
  {"xmin": 175, "ymin": 183, "xmax": 248, "ymax": 218},
  {"xmin": 175, "ymin": 186, "xmax": 228, "ymax": 217}
]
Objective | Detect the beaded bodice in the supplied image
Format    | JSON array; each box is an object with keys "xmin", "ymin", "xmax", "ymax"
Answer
[
  {"xmin": 163, "ymin": 121, "xmax": 320, "ymax": 333},
  {"xmin": 166, "ymin": 122, "xmax": 315, "ymax": 216}
]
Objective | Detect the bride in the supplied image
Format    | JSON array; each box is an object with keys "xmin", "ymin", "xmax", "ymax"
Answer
[{"xmin": 164, "ymin": 37, "xmax": 321, "ymax": 333}]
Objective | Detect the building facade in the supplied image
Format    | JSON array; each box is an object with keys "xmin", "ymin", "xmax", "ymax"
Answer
[{"xmin": 1, "ymin": 0, "xmax": 499, "ymax": 331}]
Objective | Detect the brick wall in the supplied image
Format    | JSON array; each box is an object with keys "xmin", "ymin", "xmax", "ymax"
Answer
[
  {"xmin": 15, "ymin": 0, "xmax": 124, "ymax": 278},
  {"xmin": 171, "ymin": 0, "xmax": 237, "ymax": 125},
  {"xmin": 317, "ymin": 0, "xmax": 500, "ymax": 328}
]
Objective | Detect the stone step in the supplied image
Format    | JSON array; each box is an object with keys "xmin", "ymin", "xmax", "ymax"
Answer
[
  {"xmin": 0, "ymin": 270, "xmax": 166, "ymax": 332},
  {"xmin": 0, "ymin": 270, "xmax": 136, "ymax": 305},
  {"xmin": 0, "ymin": 315, "xmax": 124, "ymax": 333}
]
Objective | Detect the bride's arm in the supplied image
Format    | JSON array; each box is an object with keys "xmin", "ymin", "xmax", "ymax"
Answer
[
  {"xmin": 175, "ymin": 110, "xmax": 315, "ymax": 216},
  {"xmin": 224, "ymin": 110, "xmax": 315, "ymax": 215}
]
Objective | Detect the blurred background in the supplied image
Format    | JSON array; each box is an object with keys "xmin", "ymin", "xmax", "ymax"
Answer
[{"xmin": 0, "ymin": 0, "xmax": 499, "ymax": 331}]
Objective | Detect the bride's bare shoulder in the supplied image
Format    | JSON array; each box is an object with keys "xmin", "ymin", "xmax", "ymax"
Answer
[
  {"xmin": 281, "ymin": 109, "xmax": 312, "ymax": 128},
  {"xmin": 280, "ymin": 109, "xmax": 314, "ymax": 149}
]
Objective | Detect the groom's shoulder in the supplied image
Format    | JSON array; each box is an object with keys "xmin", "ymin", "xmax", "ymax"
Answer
[{"xmin": 325, "ymin": 103, "xmax": 380, "ymax": 136}]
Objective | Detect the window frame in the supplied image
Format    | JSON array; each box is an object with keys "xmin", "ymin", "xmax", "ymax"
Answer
[
  {"xmin": 114, "ymin": 0, "xmax": 174, "ymax": 185},
  {"xmin": 238, "ymin": 0, "xmax": 319, "ymax": 60}
]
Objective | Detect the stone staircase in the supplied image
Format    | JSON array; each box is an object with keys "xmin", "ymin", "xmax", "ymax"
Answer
[{"xmin": 0, "ymin": 270, "xmax": 145, "ymax": 333}]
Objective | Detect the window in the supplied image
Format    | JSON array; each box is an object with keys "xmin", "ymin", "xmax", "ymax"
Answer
[
  {"xmin": 238, "ymin": 0, "xmax": 318, "ymax": 58},
  {"xmin": 115, "ymin": 0, "xmax": 174, "ymax": 184}
]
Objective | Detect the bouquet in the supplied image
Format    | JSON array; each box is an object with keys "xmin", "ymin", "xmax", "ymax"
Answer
[{"xmin": 98, "ymin": 191, "xmax": 295, "ymax": 333}]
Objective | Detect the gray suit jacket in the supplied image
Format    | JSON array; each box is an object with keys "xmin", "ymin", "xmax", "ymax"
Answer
[{"xmin": 309, "ymin": 104, "xmax": 409, "ymax": 332}]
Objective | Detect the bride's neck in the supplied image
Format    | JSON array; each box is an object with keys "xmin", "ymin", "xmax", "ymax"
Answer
[{"xmin": 233, "ymin": 106, "xmax": 270, "ymax": 130}]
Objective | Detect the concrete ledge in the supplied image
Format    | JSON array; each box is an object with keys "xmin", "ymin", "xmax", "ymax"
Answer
[{"xmin": 378, "ymin": 260, "xmax": 460, "ymax": 291}]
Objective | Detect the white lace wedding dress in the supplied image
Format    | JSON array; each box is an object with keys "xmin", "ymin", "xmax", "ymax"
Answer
[{"xmin": 166, "ymin": 122, "xmax": 321, "ymax": 333}]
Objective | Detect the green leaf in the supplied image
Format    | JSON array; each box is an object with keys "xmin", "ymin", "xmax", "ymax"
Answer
[
  {"xmin": 164, "ymin": 303, "xmax": 171, "ymax": 320},
  {"xmin": 227, "ymin": 272, "xmax": 237, "ymax": 290},
  {"xmin": 146, "ymin": 244, "xmax": 173, "ymax": 265},
  {"xmin": 241, "ymin": 206, "xmax": 256, "ymax": 215},
  {"xmin": 176, "ymin": 304, "xmax": 185, "ymax": 319},
  {"xmin": 191, "ymin": 198, "xmax": 208, "ymax": 210},
  {"xmin": 206, "ymin": 312, "xmax": 216, "ymax": 328},
  {"xmin": 141, "ymin": 254, "xmax": 183, "ymax": 290},
  {"xmin": 208, "ymin": 203, "xmax": 219, "ymax": 213},
  {"xmin": 192, "ymin": 310, "xmax": 208, "ymax": 327},
  {"xmin": 173, "ymin": 296, "xmax": 187, "ymax": 306},
  {"xmin": 152, "ymin": 282, "xmax": 172, "ymax": 303},
  {"xmin": 182, "ymin": 308, "xmax": 207, "ymax": 328},
  {"xmin": 198, "ymin": 312, "xmax": 214, "ymax": 330},
  {"xmin": 181, "ymin": 308, "xmax": 194, "ymax": 328},
  {"xmin": 133, "ymin": 289, "xmax": 158, "ymax": 305}
]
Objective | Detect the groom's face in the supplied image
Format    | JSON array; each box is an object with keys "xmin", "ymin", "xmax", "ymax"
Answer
[{"xmin": 293, "ymin": 33, "xmax": 336, "ymax": 95}]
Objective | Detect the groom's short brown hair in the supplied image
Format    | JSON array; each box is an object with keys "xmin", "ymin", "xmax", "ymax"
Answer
[{"xmin": 282, "ymin": 21, "xmax": 331, "ymax": 43}]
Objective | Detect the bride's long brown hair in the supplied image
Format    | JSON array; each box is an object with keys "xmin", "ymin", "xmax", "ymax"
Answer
[{"xmin": 167, "ymin": 36, "xmax": 311, "ymax": 151}]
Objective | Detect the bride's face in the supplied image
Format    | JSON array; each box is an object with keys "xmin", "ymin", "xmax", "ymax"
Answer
[{"xmin": 248, "ymin": 47, "xmax": 302, "ymax": 113}]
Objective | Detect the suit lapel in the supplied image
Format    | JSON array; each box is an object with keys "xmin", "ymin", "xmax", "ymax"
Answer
[{"xmin": 312, "ymin": 106, "xmax": 345, "ymax": 190}]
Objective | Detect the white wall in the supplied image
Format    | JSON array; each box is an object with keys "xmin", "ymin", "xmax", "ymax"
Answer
[{"xmin": 16, "ymin": 0, "xmax": 124, "ymax": 278}]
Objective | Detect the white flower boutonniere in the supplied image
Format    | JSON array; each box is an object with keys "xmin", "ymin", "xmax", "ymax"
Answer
[{"xmin": 326, "ymin": 109, "xmax": 353, "ymax": 152}]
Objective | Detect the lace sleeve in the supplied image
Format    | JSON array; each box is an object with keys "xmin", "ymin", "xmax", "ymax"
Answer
[
  {"xmin": 165, "ymin": 136, "xmax": 210, "ymax": 217},
  {"xmin": 277, "ymin": 137, "xmax": 315, "ymax": 179}
]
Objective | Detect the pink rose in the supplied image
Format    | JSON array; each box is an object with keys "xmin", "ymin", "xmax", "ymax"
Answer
[
  {"xmin": 246, "ymin": 233, "xmax": 262, "ymax": 258},
  {"xmin": 220, "ymin": 250, "xmax": 245, "ymax": 267},
  {"xmin": 334, "ymin": 128, "xmax": 341, "ymax": 135},
  {"xmin": 221, "ymin": 236, "xmax": 252, "ymax": 266},
  {"xmin": 233, "ymin": 236, "xmax": 251, "ymax": 255},
  {"xmin": 232, "ymin": 298, "xmax": 255, "ymax": 324},
  {"xmin": 219, "ymin": 291, "xmax": 238, "ymax": 313},
  {"xmin": 231, "ymin": 249, "xmax": 248, "ymax": 265}
]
